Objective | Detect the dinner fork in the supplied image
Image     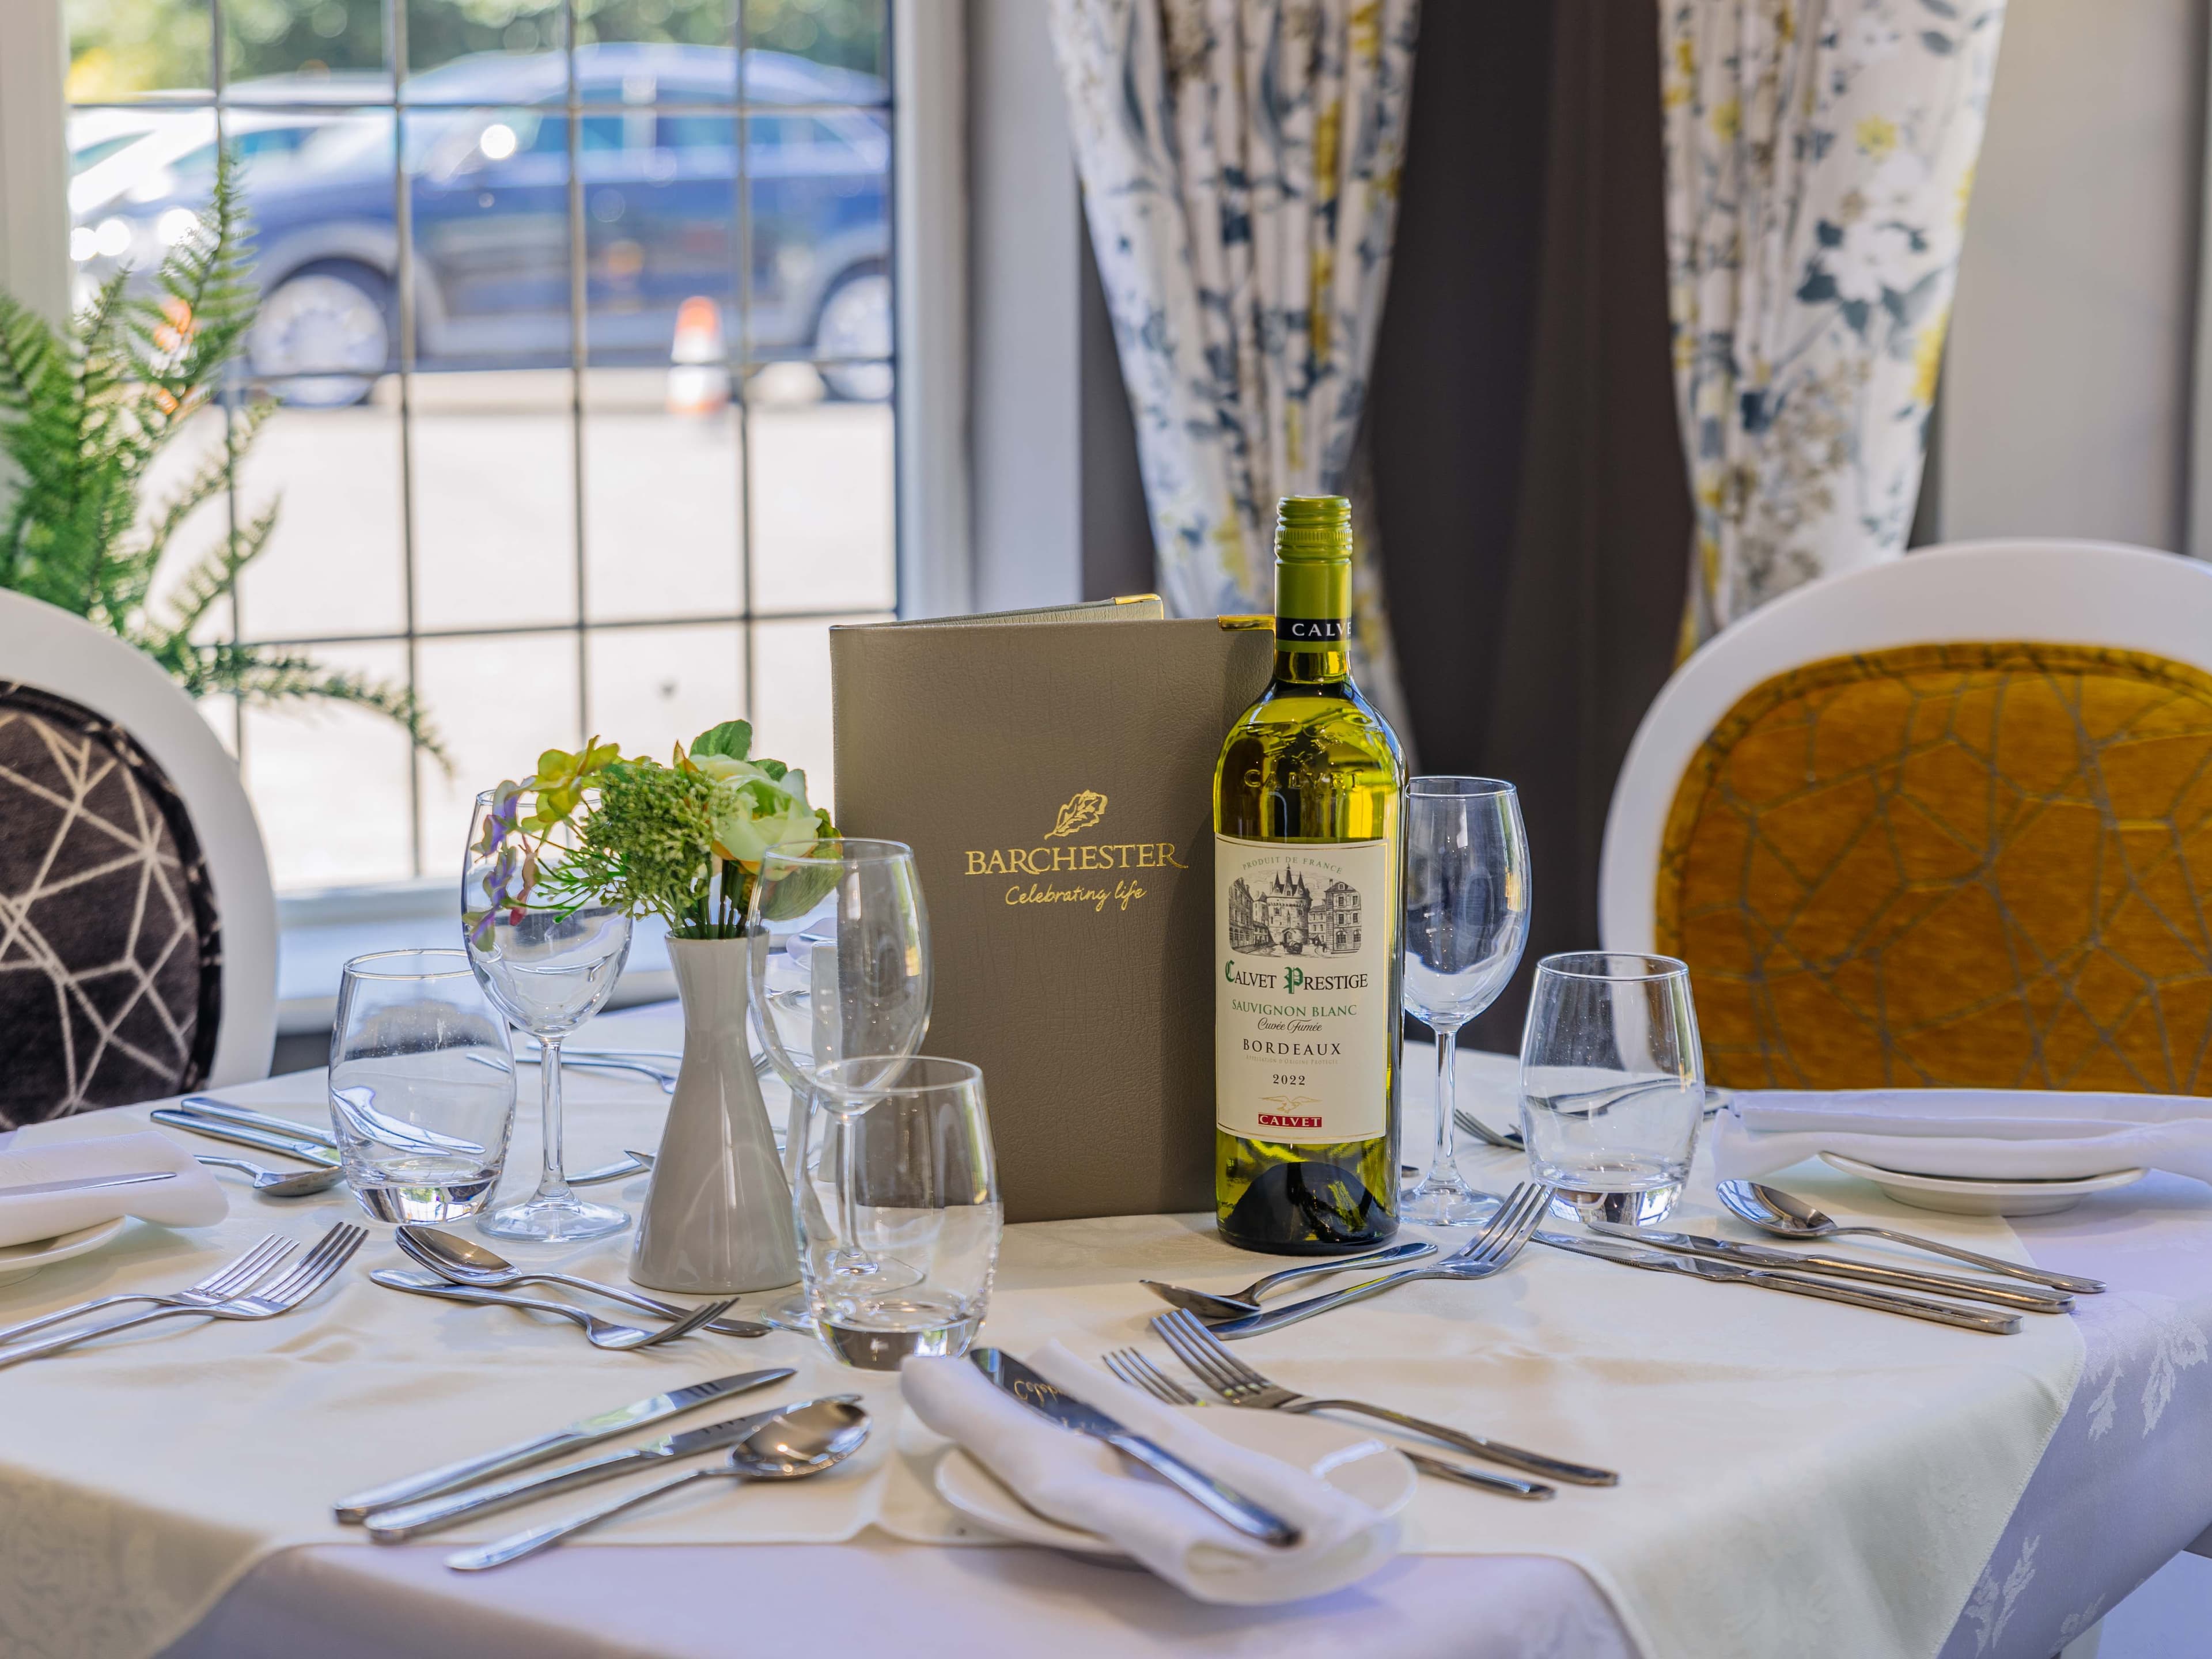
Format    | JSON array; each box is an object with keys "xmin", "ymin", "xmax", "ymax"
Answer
[
  {"xmin": 1193, "ymin": 1181, "xmax": 1554, "ymax": 1339},
  {"xmin": 1149, "ymin": 1307, "xmax": 1616, "ymax": 1486},
  {"xmin": 1101, "ymin": 1347, "xmax": 1556, "ymax": 1500},
  {"xmin": 0, "ymin": 1234, "xmax": 296, "ymax": 1346},
  {"xmin": 0, "ymin": 1224, "xmax": 366, "ymax": 1367},
  {"xmin": 368, "ymin": 1271, "xmax": 738, "ymax": 1351}
]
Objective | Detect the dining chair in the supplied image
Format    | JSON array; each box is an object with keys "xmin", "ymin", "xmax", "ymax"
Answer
[
  {"xmin": 0, "ymin": 590, "xmax": 276, "ymax": 1126},
  {"xmin": 1597, "ymin": 540, "xmax": 2212, "ymax": 1093}
]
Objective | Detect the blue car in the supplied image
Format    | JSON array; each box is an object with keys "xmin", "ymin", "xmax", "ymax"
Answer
[{"xmin": 87, "ymin": 46, "xmax": 890, "ymax": 405}]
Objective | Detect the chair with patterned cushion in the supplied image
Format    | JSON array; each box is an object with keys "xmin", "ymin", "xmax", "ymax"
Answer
[
  {"xmin": 1599, "ymin": 541, "xmax": 2212, "ymax": 1093},
  {"xmin": 0, "ymin": 590, "xmax": 275, "ymax": 1126}
]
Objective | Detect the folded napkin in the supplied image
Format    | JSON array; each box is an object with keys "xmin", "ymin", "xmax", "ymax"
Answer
[
  {"xmin": 0, "ymin": 1131, "xmax": 228, "ymax": 1248},
  {"xmin": 902, "ymin": 1340, "xmax": 1399, "ymax": 1604},
  {"xmin": 1711, "ymin": 1088, "xmax": 2212, "ymax": 1185}
]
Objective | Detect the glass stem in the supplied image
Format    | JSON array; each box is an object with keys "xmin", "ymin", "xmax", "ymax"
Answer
[
  {"xmin": 835, "ymin": 1104, "xmax": 874, "ymax": 1273},
  {"xmin": 1430, "ymin": 1020, "xmax": 1465, "ymax": 1187},
  {"xmin": 537, "ymin": 1034, "xmax": 570, "ymax": 1198}
]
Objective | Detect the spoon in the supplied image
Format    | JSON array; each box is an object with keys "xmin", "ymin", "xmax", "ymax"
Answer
[
  {"xmin": 194, "ymin": 1154, "xmax": 346, "ymax": 1197},
  {"xmin": 1715, "ymin": 1180, "xmax": 2106, "ymax": 1294},
  {"xmin": 446, "ymin": 1397, "xmax": 871, "ymax": 1570},
  {"xmin": 370, "ymin": 1270, "xmax": 738, "ymax": 1349},
  {"xmin": 395, "ymin": 1225, "xmax": 770, "ymax": 1338},
  {"xmin": 1141, "ymin": 1238, "xmax": 1437, "ymax": 1320}
]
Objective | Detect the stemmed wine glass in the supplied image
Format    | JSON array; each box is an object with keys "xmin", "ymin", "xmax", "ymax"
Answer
[
  {"xmin": 1400, "ymin": 777, "xmax": 1531, "ymax": 1226},
  {"xmin": 748, "ymin": 838, "xmax": 930, "ymax": 1298},
  {"xmin": 464, "ymin": 788, "xmax": 634, "ymax": 1243}
]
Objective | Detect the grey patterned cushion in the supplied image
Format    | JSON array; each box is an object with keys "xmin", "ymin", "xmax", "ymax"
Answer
[{"xmin": 0, "ymin": 683, "xmax": 221, "ymax": 1126}]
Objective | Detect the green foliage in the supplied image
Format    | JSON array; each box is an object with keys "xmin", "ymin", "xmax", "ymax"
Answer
[
  {"xmin": 0, "ymin": 153, "xmax": 443, "ymax": 761},
  {"xmin": 547, "ymin": 758, "xmax": 728, "ymax": 936}
]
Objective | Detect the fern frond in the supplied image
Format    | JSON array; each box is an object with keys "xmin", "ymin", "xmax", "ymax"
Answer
[
  {"xmin": 146, "ymin": 494, "xmax": 278, "ymax": 642},
  {"xmin": 164, "ymin": 642, "xmax": 451, "ymax": 770}
]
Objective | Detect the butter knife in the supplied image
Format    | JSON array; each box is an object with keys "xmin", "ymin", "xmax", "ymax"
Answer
[
  {"xmin": 178, "ymin": 1096, "xmax": 338, "ymax": 1149},
  {"xmin": 1537, "ymin": 1233, "xmax": 2022, "ymax": 1334},
  {"xmin": 151, "ymin": 1108, "xmax": 342, "ymax": 1169},
  {"xmin": 1586, "ymin": 1221, "xmax": 2074, "ymax": 1314},
  {"xmin": 970, "ymin": 1348, "xmax": 1302, "ymax": 1546},
  {"xmin": 363, "ymin": 1393, "xmax": 857, "ymax": 1541},
  {"xmin": 0, "ymin": 1171, "xmax": 179, "ymax": 1201},
  {"xmin": 333, "ymin": 1368, "xmax": 794, "ymax": 1524}
]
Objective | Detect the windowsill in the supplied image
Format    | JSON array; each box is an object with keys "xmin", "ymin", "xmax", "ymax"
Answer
[{"xmin": 275, "ymin": 881, "xmax": 674, "ymax": 1036}]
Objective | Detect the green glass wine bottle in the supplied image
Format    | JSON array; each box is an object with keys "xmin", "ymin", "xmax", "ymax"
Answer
[{"xmin": 1213, "ymin": 495, "xmax": 1407, "ymax": 1254}]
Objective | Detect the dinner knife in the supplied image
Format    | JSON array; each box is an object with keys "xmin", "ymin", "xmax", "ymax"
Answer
[
  {"xmin": 332, "ymin": 1369, "xmax": 796, "ymax": 1524},
  {"xmin": 0, "ymin": 1171, "xmax": 180, "ymax": 1201},
  {"xmin": 150, "ymin": 1108, "xmax": 342, "ymax": 1169},
  {"xmin": 1585, "ymin": 1221, "xmax": 2075, "ymax": 1315},
  {"xmin": 1536, "ymin": 1232, "xmax": 2022, "ymax": 1334},
  {"xmin": 969, "ymin": 1348, "xmax": 1302, "ymax": 1546},
  {"xmin": 179, "ymin": 1096, "xmax": 339, "ymax": 1149},
  {"xmin": 362, "ymin": 1393, "xmax": 858, "ymax": 1541}
]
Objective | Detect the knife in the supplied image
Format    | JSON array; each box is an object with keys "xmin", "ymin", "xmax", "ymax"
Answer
[
  {"xmin": 969, "ymin": 1347, "xmax": 1302, "ymax": 1546},
  {"xmin": 179, "ymin": 1096, "xmax": 339, "ymax": 1149},
  {"xmin": 0, "ymin": 1171, "xmax": 180, "ymax": 1201},
  {"xmin": 1536, "ymin": 1232, "xmax": 2022, "ymax": 1334},
  {"xmin": 362, "ymin": 1392, "xmax": 858, "ymax": 1541},
  {"xmin": 151, "ymin": 1108, "xmax": 342, "ymax": 1169},
  {"xmin": 332, "ymin": 1369, "xmax": 795, "ymax": 1524},
  {"xmin": 1585, "ymin": 1221, "xmax": 2075, "ymax": 1315}
]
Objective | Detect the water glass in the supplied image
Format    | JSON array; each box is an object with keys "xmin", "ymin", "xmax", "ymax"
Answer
[
  {"xmin": 329, "ymin": 949, "xmax": 517, "ymax": 1223},
  {"xmin": 1518, "ymin": 952, "xmax": 1705, "ymax": 1226},
  {"xmin": 796, "ymin": 1056, "xmax": 999, "ymax": 1370},
  {"xmin": 1401, "ymin": 778, "xmax": 1531, "ymax": 1225}
]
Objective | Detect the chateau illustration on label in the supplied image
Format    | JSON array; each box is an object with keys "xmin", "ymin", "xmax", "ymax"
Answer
[{"xmin": 1226, "ymin": 865, "xmax": 1363, "ymax": 957}]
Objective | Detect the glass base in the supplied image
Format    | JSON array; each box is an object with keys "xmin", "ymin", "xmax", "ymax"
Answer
[
  {"xmin": 813, "ymin": 1306, "xmax": 983, "ymax": 1370},
  {"xmin": 351, "ymin": 1173, "xmax": 498, "ymax": 1224},
  {"xmin": 1548, "ymin": 1181, "xmax": 1684, "ymax": 1228},
  {"xmin": 479, "ymin": 1190, "xmax": 632, "ymax": 1243},
  {"xmin": 1398, "ymin": 1173, "xmax": 1503, "ymax": 1227}
]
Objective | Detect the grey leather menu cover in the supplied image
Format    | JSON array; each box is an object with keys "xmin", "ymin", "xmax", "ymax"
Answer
[{"xmin": 830, "ymin": 608, "xmax": 1274, "ymax": 1222}]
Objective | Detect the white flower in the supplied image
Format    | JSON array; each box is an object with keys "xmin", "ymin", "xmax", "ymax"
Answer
[
  {"xmin": 1828, "ymin": 220, "xmax": 1915, "ymax": 304},
  {"xmin": 1862, "ymin": 148, "xmax": 1930, "ymax": 210},
  {"xmin": 696, "ymin": 753, "xmax": 823, "ymax": 866}
]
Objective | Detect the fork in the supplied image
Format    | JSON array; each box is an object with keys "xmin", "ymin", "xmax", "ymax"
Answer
[
  {"xmin": 1149, "ymin": 1304, "xmax": 1618, "ymax": 1486},
  {"xmin": 1101, "ymin": 1347, "xmax": 1556, "ymax": 1500},
  {"xmin": 1192, "ymin": 1181, "xmax": 1555, "ymax": 1339},
  {"xmin": 0, "ymin": 1224, "xmax": 366, "ymax": 1368},
  {"xmin": 369, "ymin": 1271, "xmax": 737, "ymax": 1351},
  {"xmin": 0, "ymin": 1234, "xmax": 296, "ymax": 1346}
]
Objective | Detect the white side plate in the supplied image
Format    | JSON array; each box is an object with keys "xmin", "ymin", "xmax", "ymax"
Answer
[
  {"xmin": 1820, "ymin": 1153, "xmax": 2149, "ymax": 1216},
  {"xmin": 0, "ymin": 1216, "xmax": 130, "ymax": 1287},
  {"xmin": 935, "ymin": 1407, "xmax": 1416, "ymax": 1559}
]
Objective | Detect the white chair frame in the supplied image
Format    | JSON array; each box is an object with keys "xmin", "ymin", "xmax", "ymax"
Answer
[
  {"xmin": 0, "ymin": 590, "xmax": 276, "ymax": 1088},
  {"xmin": 1599, "ymin": 540, "xmax": 2212, "ymax": 956}
]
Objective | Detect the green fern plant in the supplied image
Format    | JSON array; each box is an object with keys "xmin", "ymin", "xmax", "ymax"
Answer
[{"xmin": 0, "ymin": 150, "xmax": 444, "ymax": 762}]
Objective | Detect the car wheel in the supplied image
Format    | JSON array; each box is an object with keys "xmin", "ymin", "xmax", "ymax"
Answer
[
  {"xmin": 813, "ymin": 268, "xmax": 892, "ymax": 402},
  {"xmin": 249, "ymin": 261, "xmax": 392, "ymax": 408}
]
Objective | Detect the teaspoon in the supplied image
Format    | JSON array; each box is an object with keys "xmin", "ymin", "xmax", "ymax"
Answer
[
  {"xmin": 194, "ymin": 1154, "xmax": 346, "ymax": 1197},
  {"xmin": 446, "ymin": 1397, "xmax": 870, "ymax": 1570},
  {"xmin": 1715, "ymin": 1180, "xmax": 2105, "ymax": 1294},
  {"xmin": 395, "ymin": 1224, "xmax": 770, "ymax": 1337},
  {"xmin": 1142, "ymin": 1238, "xmax": 1436, "ymax": 1319}
]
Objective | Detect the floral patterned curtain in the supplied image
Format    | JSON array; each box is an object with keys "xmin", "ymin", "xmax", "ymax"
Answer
[
  {"xmin": 1662, "ymin": 1, "xmax": 2008, "ymax": 646},
  {"xmin": 1048, "ymin": 0, "xmax": 1419, "ymax": 731}
]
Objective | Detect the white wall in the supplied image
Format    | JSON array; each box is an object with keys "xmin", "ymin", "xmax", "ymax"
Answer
[
  {"xmin": 0, "ymin": 0, "xmax": 69, "ymax": 327},
  {"xmin": 1940, "ymin": 0, "xmax": 2205, "ymax": 553}
]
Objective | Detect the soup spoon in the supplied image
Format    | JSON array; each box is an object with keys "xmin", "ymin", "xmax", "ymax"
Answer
[
  {"xmin": 1715, "ymin": 1180, "xmax": 2105, "ymax": 1294},
  {"xmin": 194, "ymin": 1154, "xmax": 346, "ymax": 1198},
  {"xmin": 446, "ymin": 1398, "xmax": 871, "ymax": 1570}
]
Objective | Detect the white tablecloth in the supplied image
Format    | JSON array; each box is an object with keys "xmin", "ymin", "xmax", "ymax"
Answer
[{"xmin": 0, "ymin": 1016, "xmax": 2102, "ymax": 1659}]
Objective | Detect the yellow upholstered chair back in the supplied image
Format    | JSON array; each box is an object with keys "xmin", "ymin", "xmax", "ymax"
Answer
[{"xmin": 1654, "ymin": 641, "xmax": 2212, "ymax": 1091}]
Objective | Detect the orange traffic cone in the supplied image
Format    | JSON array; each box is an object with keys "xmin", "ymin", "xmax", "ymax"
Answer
[{"xmin": 666, "ymin": 296, "xmax": 729, "ymax": 415}]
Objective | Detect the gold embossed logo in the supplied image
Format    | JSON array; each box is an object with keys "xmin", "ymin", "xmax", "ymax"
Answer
[{"xmin": 1047, "ymin": 790, "xmax": 1108, "ymax": 839}]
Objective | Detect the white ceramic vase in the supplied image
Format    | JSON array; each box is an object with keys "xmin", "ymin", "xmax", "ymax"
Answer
[{"xmin": 630, "ymin": 934, "xmax": 799, "ymax": 1294}]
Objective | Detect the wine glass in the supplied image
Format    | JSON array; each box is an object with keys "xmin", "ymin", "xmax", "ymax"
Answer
[
  {"xmin": 1400, "ymin": 777, "xmax": 1531, "ymax": 1226},
  {"xmin": 463, "ymin": 788, "xmax": 634, "ymax": 1243},
  {"xmin": 747, "ymin": 838, "xmax": 930, "ymax": 1297}
]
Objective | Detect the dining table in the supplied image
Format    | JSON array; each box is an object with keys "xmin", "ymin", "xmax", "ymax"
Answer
[{"xmin": 2, "ymin": 1003, "xmax": 2209, "ymax": 1659}]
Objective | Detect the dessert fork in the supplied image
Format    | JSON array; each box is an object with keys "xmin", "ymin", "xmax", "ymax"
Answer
[{"xmin": 0, "ymin": 1233, "xmax": 295, "ymax": 1345}]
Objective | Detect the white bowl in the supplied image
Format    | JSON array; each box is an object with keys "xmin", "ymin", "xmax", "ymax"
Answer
[
  {"xmin": 0, "ymin": 1216, "xmax": 130, "ymax": 1286},
  {"xmin": 1820, "ymin": 1153, "xmax": 2148, "ymax": 1216}
]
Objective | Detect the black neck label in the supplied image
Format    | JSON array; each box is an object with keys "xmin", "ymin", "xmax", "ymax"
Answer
[{"xmin": 1277, "ymin": 618, "xmax": 1350, "ymax": 643}]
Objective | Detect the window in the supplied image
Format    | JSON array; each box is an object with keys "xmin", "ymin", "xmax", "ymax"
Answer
[{"xmin": 60, "ymin": 0, "xmax": 897, "ymax": 893}]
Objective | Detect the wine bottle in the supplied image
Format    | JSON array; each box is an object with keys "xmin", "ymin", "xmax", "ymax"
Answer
[{"xmin": 1213, "ymin": 495, "xmax": 1407, "ymax": 1254}]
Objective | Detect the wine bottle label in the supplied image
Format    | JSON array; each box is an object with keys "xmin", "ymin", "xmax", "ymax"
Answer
[
  {"xmin": 1215, "ymin": 833, "xmax": 1392, "ymax": 1145},
  {"xmin": 1275, "ymin": 618, "xmax": 1350, "ymax": 643}
]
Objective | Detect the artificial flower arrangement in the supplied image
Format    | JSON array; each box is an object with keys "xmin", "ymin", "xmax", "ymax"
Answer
[{"xmin": 468, "ymin": 718, "xmax": 836, "ymax": 945}]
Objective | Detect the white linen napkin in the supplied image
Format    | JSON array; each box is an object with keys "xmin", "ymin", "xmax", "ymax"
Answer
[
  {"xmin": 902, "ymin": 1340, "xmax": 1399, "ymax": 1604},
  {"xmin": 1711, "ymin": 1088, "xmax": 2212, "ymax": 1184},
  {"xmin": 0, "ymin": 1131, "xmax": 227, "ymax": 1248}
]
